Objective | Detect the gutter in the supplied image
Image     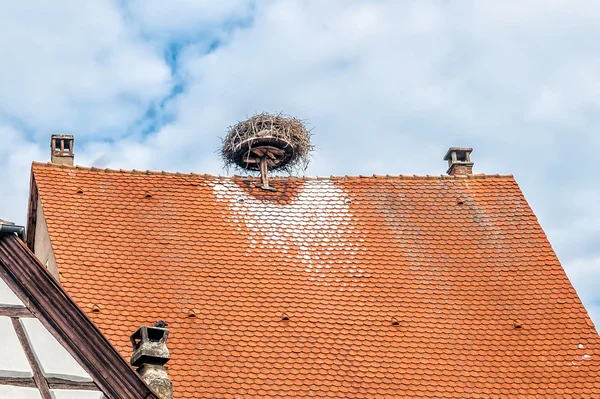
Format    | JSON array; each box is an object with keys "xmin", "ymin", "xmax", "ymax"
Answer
[{"xmin": 0, "ymin": 224, "xmax": 25, "ymax": 240}]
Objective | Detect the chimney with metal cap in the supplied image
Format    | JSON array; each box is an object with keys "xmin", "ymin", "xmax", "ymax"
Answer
[
  {"xmin": 50, "ymin": 134, "xmax": 74, "ymax": 166},
  {"xmin": 130, "ymin": 321, "xmax": 172, "ymax": 399},
  {"xmin": 444, "ymin": 147, "xmax": 473, "ymax": 176}
]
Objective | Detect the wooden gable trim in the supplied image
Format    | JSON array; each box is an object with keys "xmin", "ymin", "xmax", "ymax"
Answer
[
  {"xmin": 0, "ymin": 234, "xmax": 160, "ymax": 399},
  {"xmin": 26, "ymin": 170, "xmax": 38, "ymax": 251}
]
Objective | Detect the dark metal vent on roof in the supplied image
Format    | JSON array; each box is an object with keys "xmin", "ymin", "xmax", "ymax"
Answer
[{"xmin": 0, "ymin": 220, "xmax": 25, "ymax": 240}]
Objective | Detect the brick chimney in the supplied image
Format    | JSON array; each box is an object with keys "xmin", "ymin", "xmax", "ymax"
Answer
[
  {"xmin": 130, "ymin": 322, "xmax": 172, "ymax": 399},
  {"xmin": 444, "ymin": 147, "xmax": 473, "ymax": 176},
  {"xmin": 50, "ymin": 134, "xmax": 74, "ymax": 165}
]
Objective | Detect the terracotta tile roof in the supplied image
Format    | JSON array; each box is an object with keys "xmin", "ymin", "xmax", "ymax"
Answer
[{"xmin": 31, "ymin": 162, "xmax": 600, "ymax": 398}]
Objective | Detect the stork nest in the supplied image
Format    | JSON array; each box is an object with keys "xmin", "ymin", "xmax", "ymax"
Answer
[{"xmin": 221, "ymin": 113, "xmax": 314, "ymax": 173}]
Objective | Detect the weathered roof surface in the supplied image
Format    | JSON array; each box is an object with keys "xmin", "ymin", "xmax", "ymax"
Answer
[{"xmin": 30, "ymin": 162, "xmax": 600, "ymax": 398}]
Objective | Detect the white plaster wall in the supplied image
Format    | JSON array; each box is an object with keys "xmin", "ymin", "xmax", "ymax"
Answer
[{"xmin": 33, "ymin": 197, "xmax": 59, "ymax": 281}]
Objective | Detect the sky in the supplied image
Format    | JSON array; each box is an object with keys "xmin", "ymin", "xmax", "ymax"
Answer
[{"xmin": 0, "ymin": 0, "xmax": 600, "ymax": 324}]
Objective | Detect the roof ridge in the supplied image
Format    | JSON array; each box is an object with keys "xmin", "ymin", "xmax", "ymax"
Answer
[{"xmin": 31, "ymin": 161, "xmax": 514, "ymax": 180}]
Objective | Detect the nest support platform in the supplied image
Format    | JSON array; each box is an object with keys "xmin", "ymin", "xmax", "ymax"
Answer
[
  {"xmin": 233, "ymin": 136, "xmax": 296, "ymax": 190},
  {"xmin": 232, "ymin": 136, "xmax": 295, "ymax": 170},
  {"xmin": 221, "ymin": 112, "xmax": 314, "ymax": 191}
]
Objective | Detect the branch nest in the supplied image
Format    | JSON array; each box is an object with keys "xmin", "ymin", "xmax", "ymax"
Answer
[{"xmin": 221, "ymin": 112, "xmax": 314, "ymax": 173}]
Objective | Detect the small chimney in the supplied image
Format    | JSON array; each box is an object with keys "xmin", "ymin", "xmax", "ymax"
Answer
[
  {"xmin": 444, "ymin": 147, "xmax": 473, "ymax": 176},
  {"xmin": 50, "ymin": 134, "xmax": 74, "ymax": 166},
  {"xmin": 130, "ymin": 322, "xmax": 172, "ymax": 399}
]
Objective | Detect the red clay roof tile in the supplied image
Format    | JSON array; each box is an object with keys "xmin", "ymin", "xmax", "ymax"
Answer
[{"xmin": 30, "ymin": 161, "xmax": 600, "ymax": 398}]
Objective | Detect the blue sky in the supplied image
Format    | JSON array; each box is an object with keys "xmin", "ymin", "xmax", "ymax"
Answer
[{"xmin": 1, "ymin": 0, "xmax": 600, "ymax": 323}]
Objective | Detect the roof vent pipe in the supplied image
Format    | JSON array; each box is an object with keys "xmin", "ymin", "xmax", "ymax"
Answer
[{"xmin": 130, "ymin": 321, "xmax": 172, "ymax": 399}]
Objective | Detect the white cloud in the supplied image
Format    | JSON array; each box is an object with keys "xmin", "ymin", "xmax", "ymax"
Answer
[
  {"xmin": 0, "ymin": 124, "xmax": 43, "ymax": 223},
  {"xmin": 0, "ymin": 1, "xmax": 171, "ymax": 136},
  {"xmin": 2, "ymin": 0, "xmax": 600, "ymax": 326},
  {"xmin": 124, "ymin": 0, "xmax": 252, "ymax": 40}
]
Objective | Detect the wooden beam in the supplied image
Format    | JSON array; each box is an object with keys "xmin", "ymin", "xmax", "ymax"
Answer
[
  {"xmin": 26, "ymin": 177, "xmax": 38, "ymax": 251},
  {"xmin": 251, "ymin": 148, "xmax": 265, "ymax": 157},
  {"xmin": 0, "ymin": 375, "xmax": 98, "ymax": 390},
  {"xmin": 259, "ymin": 157, "xmax": 269, "ymax": 189},
  {"xmin": 12, "ymin": 317, "xmax": 52, "ymax": 399},
  {"xmin": 242, "ymin": 156, "xmax": 260, "ymax": 164},
  {"xmin": 0, "ymin": 375, "xmax": 36, "ymax": 388},
  {"xmin": 0, "ymin": 305, "xmax": 33, "ymax": 318},
  {"xmin": 47, "ymin": 377, "xmax": 98, "ymax": 390},
  {"xmin": 266, "ymin": 147, "xmax": 285, "ymax": 156}
]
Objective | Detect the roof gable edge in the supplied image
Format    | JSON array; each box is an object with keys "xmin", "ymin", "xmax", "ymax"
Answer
[{"xmin": 0, "ymin": 234, "xmax": 159, "ymax": 399}]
